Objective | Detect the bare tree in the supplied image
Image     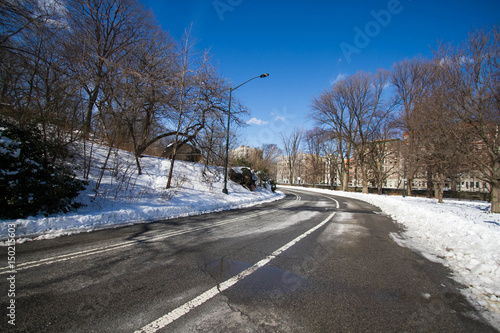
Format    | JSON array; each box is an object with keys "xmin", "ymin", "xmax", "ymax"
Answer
[
  {"xmin": 392, "ymin": 57, "xmax": 434, "ymax": 195},
  {"xmin": 198, "ymin": 120, "xmax": 233, "ymax": 168},
  {"xmin": 0, "ymin": 0, "xmax": 62, "ymax": 51},
  {"xmin": 321, "ymin": 134, "xmax": 341, "ymax": 188},
  {"xmin": 312, "ymin": 70, "xmax": 392, "ymax": 192},
  {"xmin": 261, "ymin": 143, "xmax": 282, "ymax": 180},
  {"xmin": 405, "ymin": 61, "xmax": 465, "ymax": 202},
  {"xmin": 281, "ymin": 128, "xmax": 303, "ymax": 184},
  {"xmin": 0, "ymin": 0, "xmax": 83, "ymax": 156},
  {"xmin": 165, "ymin": 29, "xmax": 232, "ymax": 189},
  {"xmin": 350, "ymin": 70, "xmax": 392, "ymax": 193},
  {"xmin": 366, "ymin": 117, "xmax": 401, "ymax": 195},
  {"xmin": 102, "ymin": 27, "xmax": 176, "ymax": 174},
  {"xmin": 311, "ymin": 83, "xmax": 354, "ymax": 191},
  {"xmin": 435, "ymin": 26, "xmax": 500, "ymax": 211},
  {"xmin": 303, "ymin": 127, "xmax": 325, "ymax": 186},
  {"xmin": 64, "ymin": 0, "xmax": 154, "ymax": 140},
  {"xmin": 57, "ymin": 0, "xmax": 160, "ymax": 180}
]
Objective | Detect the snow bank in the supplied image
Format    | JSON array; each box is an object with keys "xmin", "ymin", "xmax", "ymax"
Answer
[
  {"xmin": 0, "ymin": 144, "xmax": 284, "ymax": 242},
  {"xmin": 281, "ymin": 186, "xmax": 500, "ymax": 328}
]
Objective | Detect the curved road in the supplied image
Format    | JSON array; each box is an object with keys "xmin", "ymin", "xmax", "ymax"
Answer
[{"xmin": 0, "ymin": 187, "xmax": 496, "ymax": 332}]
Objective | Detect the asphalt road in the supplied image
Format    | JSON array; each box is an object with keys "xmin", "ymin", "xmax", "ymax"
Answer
[{"xmin": 0, "ymin": 187, "xmax": 497, "ymax": 332}]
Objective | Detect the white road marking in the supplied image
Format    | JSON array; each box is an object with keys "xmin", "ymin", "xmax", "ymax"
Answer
[
  {"xmin": 0, "ymin": 193, "xmax": 302, "ymax": 274},
  {"xmin": 134, "ymin": 211, "xmax": 337, "ymax": 333},
  {"xmin": 283, "ymin": 187, "xmax": 340, "ymax": 209},
  {"xmin": 322, "ymin": 194, "xmax": 340, "ymax": 209},
  {"xmin": 279, "ymin": 193, "xmax": 301, "ymax": 208}
]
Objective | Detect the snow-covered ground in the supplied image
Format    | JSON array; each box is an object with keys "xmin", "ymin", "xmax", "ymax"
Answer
[
  {"xmin": 0, "ymin": 143, "xmax": 284, "ymax": 242},
  {"xmin": 280, "ymin": 185, "xmax": 500, "ymax": 329}
]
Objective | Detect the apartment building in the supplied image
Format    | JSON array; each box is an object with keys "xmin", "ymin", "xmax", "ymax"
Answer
[{"xmin": 230, "ymin": 145, "xmax": 263, "ymax": 160}]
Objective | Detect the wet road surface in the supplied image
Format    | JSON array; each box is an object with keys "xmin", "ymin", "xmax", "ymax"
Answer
[{"xmin": 0, "ymin": 187, "xmax": 497, "ymax": 332}]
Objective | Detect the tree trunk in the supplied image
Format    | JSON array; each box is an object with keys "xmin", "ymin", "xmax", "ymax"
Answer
[
  {"xmin": 426, "ymin": 166, "xmax": 434, "ymax": 198},
  {"xmin": 166, "ymin": 157, "xmax": 175, "ymax": 189},
  {"xmin": 82, "ymin": 68, "xmax": 103, "ymax": 139},
  {"xmin": 361, "ymin": 166, "xmax": 369, "ymax": 193},
  {"xmin": 491, "ymin": 183, "xmax": 500, "ymax": 214},
  {"xmin": 491, "ymin": 160, "xmax": 500, "ymax": 213},
  {"xmin": 166, "ymin": 144, "xmax": 178, "ymax": 189},
  {"xmin": 406, "ymin": 177, "xmax": 413, "ymax": 196},
  {"xmin": 134, "ymin": 153, "xmax": 142, "ymax": 175},
  {"xmin": 434, "ymin": 174, "xmax": 444, "ymax": 203},
  {"xmin": 342, "ymin": 169, "xmax": 349, "ymax": 191},
  {"xmin": 362, "ymin": 181, "xmax": 369, "ymax": 193}
]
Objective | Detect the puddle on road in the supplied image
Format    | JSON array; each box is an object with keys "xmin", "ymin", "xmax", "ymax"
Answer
[
  {"xmin": 200, "ymin": 258, "xmax": 248, "ymax": 280},
  {"xmin": 200, "ymin": 258, "xmax": 309, "ymax": 299}
]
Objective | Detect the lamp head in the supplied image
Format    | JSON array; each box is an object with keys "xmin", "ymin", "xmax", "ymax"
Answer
[{"xmin": 260, "ymin": 73, "xmax": 269, "ymax": 78}]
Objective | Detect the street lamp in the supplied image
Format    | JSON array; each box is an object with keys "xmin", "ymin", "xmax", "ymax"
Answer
[{"xmin": 222, "ymin": 73, "xmax": 269, "ymax": 194}]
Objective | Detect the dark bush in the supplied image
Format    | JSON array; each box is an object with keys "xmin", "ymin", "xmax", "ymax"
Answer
[{"xmin": 0, "ymin": 120, "xmax": 87, "ymax": 218}]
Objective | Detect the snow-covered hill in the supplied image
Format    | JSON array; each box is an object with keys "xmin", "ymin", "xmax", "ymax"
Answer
[{"xmin": 0, "ymin": 143, "xmax": 284, "ymax": 242}]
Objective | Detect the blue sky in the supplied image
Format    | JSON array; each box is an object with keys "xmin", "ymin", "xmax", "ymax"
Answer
[{"xmin": 141, "ymin": 0, "xmax": 500, "ymax": 149}]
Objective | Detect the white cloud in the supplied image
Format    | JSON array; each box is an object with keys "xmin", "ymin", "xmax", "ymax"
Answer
[
  {"xmin": 246, "ymin": 117, "xmax": 269, "ymax": 126},
  {"xmin": 330, "ymin": 73, "xmax": 347, "ymax": 86}
]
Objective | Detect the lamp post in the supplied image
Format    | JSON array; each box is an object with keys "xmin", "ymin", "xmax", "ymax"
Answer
[{"xmin": 222, "ymin": 73, "xmax": 269, "ymax": 194}]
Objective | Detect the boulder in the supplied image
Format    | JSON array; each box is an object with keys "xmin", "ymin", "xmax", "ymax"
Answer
[
  {"xmin": 228, "ymin": 167, "xmax": 257, "ymax": 191},
  {"xmin": 162, "ymin": 143, "xmax": 202, "ymax": 163}
]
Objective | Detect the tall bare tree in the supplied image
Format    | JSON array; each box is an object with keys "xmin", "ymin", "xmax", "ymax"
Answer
[
  {"xmin": 281, "ymin": 128, "xmax": 303, "ymax": 184},
  {"xmin": 165, "ymin": 29, "xmax": 231, "ymax": 189},
  {"xmin": 320, "ymin": 133, "xmax": 341, "ymax": 188},
  {"xmin": 303, "ymin": 127, "xmax": 325, "ymax": 186},
  {"xmin": 64, "ymin": 0, "xmax": 154, "ymax": 140},
  {"xmin": 0, "ymin": 0, "xmax": 82, "ymax": 155},
  {"xmin": 261, "ymin": 143, "xmax": 282, "ymax": 180},
  {"xmin": 0, "ymin": 0, "xmax": 61, "ymax": 51},
  {"xmin": 312, "ymin": 70, "xmax": 392, "ymax": 192},
  {"xmin": 311, "ymin": 82, "xmax": 354, "ymax": 191},
  {"xmin": 350, "ymin": 70, "xmax": 392, "ymax": 193},
  {"xmin": 101, "ymin": 27, "xmax": 176, "ymax": 174},
  {"xmin": 392, "ymin": 57, "xmax": 434, "ymax": 195},
  {"xmin": 366, "ymin": 109, "xmax": 400, "ymax": 196},
  {"xmin": 436, "ymin": 26, "xmax": 500, "ymax": 212}
]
